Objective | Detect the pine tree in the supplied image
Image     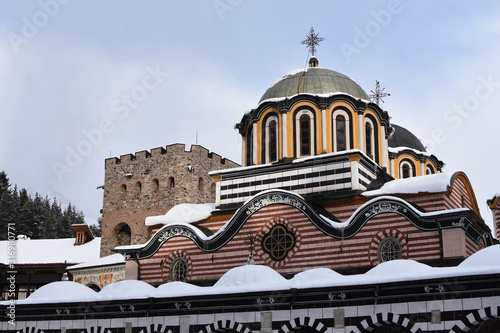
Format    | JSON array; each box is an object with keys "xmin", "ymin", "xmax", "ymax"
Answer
[
  {"xmin": 0, "ymin": 171, "xmax": 10, "ymax": 202},
  {"xmin": 0, "ymin": 189, "xmax": 12, "ymax": 239},
  {"xmin": 18, "ymin": 198, "xmax": 34, "ymax": 238},
  {"xmin": 61, "ymin": 204, "xmax": 78, "ymax": 238},
  {"xmin": 10, "ymin": 186, "xmax": 21, "ymax": 237},
  {"xmin": 50, "ymin": 199, "xmax": 63, "ymax": 238},
  {"xmin": 40, "ymin": 196, "xmax": 54, "ymax": 239},
  {"xmin": 89, "ymin": 217, "xmax": 102, "ymax": 237},
  {"xmin": 32, "ymin": 193, "xmax": 44, "ymax": 239},
  {"xmin": 0, "ymin": 171, "xmax": 89, "ymax": 240}
]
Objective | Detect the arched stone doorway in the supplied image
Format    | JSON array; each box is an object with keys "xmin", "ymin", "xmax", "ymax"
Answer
[{"xmin": 115, "ymin": 222, "xmax": 131, "ymax": 246}]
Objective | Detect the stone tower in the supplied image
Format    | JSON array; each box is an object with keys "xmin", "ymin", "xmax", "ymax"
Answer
[{"xmin": 100, "ymin": 143, "xmax": 239, "ymax": 257}]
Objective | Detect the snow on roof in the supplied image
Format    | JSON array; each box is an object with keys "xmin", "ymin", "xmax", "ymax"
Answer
[
  {"xmin": 258, "ymin": 92, "xmax": 370, "ymax": 108},
  {"xmin": 0, "ymin": 237, "xmax": 101, "ymax": 265},
  {"xmin": 145, "ymin": 203, "xmax": 215, "ymax": 226},
  {"xmin": 388, "ymin": 146, "xmax": 431, "ymax": 157},
  {"xmin": 7, "ymin": 244, "xmax": 500, "ymax": 305},
  {"xmin": 363, "ymin": 171, "xmax": 457, "ymax": 197},
  {"xmin": 67, "ymin": 253, "xmax": 125, "ymax": 270},
  {"xmin": 19, "ymin": 281, "xmax": 97, "ymax": 304},
  {"xmin": 97, "ymin": 280, "xmax": 156, "ymax": 301},
  {"xmin": 213, "ymin": 264, "xmax": 288, "ymax": 292}
]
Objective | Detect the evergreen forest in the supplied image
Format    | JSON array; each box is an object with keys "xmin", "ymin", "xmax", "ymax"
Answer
[{"xmin": 0, "ymin": 171, "xmax": 101, "ymax": 240}]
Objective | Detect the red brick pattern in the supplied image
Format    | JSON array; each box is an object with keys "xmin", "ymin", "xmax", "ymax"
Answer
[{"xmin": 140, "ymin": 201, "xmax": 444, "ymax": 284}]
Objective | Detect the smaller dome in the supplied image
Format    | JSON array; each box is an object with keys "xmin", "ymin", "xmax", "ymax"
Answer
[{"xmin": 388, "ymin": 124, "xmax": 426, "ymax": 152}]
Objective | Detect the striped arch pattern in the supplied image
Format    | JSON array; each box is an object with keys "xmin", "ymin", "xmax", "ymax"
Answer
[
  {"xmin": 254, "ymin": 216, "xmax": 301, "ymax": 268},
  {"xmin": 368, "ymin": 229, "xmax": 408, "ymax": 266},
  {"xmin": 199, "ymin": 320, "xmax": 252, "ymax": 333},
  {"xmin": 449, "ymin": 306, "xmax": 500, "ymax": 333},
  {"xmin": 79, "ymin": 327, "xmax": 113, "ymax": 333},
  {"xmin": 278, "ymin": 316, "xmax": 327, "ymax": 333},
  {"xmin": 161, "ymin": 250, "xmax": 192, "ymax": 283},
  {"xmin": 353, "ymin": 313, "xmax": 422, "ymax": 333},
  {"xmin": 139, "ymin": 324, "xmax": 173, "ymax": 333}
]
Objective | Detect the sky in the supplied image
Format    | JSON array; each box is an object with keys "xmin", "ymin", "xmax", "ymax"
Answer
[{"xmin": 0, "ymin": 1, "xmax": 499, "ymax": 231}]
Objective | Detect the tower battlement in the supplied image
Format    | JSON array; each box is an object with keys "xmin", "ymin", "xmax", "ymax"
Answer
[
  {"xmin": 105, "ymin": 144, "xmax": 230, "ymax": 167},
  {"xmin": 100, "ymin": 143, "xmax": 239, "ymax": 257}
]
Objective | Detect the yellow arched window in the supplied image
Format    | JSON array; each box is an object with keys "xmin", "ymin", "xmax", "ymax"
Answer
[
  {"xmin": 265, "ymin": 116, "xmax": 279, "ymax": 163},
  {"xmin": 299, "ymin": 114, "xmax": 311, "ymax": 156},
  {"xmin": 365, "ymin": 119, "xmax": 375, "ymax": 159},
  {"xmin": 336, "ymin": 115, "xmax": 346, "ymax": 151}
]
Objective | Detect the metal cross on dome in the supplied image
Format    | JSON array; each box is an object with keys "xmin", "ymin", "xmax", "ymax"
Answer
[
  {"xmin": 370, "ymin": 80, "xmax": 390, "ymax": 105},
  {"xmin": 301, "ymin": 27, "xmax": 324, "ymax": 56}
]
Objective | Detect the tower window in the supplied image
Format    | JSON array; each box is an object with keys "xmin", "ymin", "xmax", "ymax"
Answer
[
  {"xmin": 300, "ymin": 114, "xmax": 311, "ymax": 156},
  {"xmin": 336, "ymin": 115, "xmax": 346, "ymax": 151},
  {"xmin": 168, "ymin": 177, "xmax": 175, "ymax": 188},
  {"xmin": 246, "ymin": 125, "xmax": 253, "ymax": 166},
  {"xmin": 365, "ymin": 121, "xmax": 374, "ymax": 159},
  {"xmin": 152, "ymin": 178, "xmax": 159, "ymax": 192},
  {"xmin": 198, "ymin": 177, "xmax": 204, "ymax": 191},
  {"xmin": 135, "ymin": 182, "xmax": 142, "ymax": 195},
  {"xmin": 269, "ymin": 120, "xmax": 278, "ymax": 162},
  {"xmin": 120, "ymin": 184, "xmax": 127, "ymax": 198}
]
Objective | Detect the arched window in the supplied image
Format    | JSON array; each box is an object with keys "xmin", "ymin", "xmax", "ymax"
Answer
[
  {"xmin": 365, "ymin": 120, "xmax": 375, "ymax": 159},
  {"xmin": 120, "ymin": 184, "xmax": 127, "ymax": 198},
  {"xmin": 198, "ymin": 177, "xmax": 204, "ymax": 191},
  {"xmin": 246, "ymin": 125, "xmax": 253, "ymax": 166},
  {"xmin": 135, "ymin": 182, "xmax": 142, "ymax": 195},
  {"xmin": 399, "ymin": 160, "xmax": 415, "ymax": 179},
  {"xmin": 152, "ymin": 178, "xmax": 159, "ymax": 192},
  {"xmin": 402, "ymin": 164, "xmax": 410, "ymax": 178},
  {"xmin": 426, "ymin": 165, "xmax": 434, "ymax": 175},
  {"xmin": 300, "ymin": 114, "xmax": 311, "ymax": 156},
  {"xmin": 170, "ymin": 257, "xmax": 188, "ymax": 282},
  {"xmin": 268, "ymin": 119, "xmax": 278, "ymax": 163},
  {"xmin": 168, "ymin": 177, "xmax": 175, "ymax": 188},
  {"xmin": 336, "ymin": 115, "xmax": 346, "ymax": 151}
]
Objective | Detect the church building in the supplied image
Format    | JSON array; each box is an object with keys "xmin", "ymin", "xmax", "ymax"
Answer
[
  {"xmin": 113, "ymin": 37, "xmax": 492, "ymax": 286},
  {"xmin": 2, "ymin": 29, "xmax": 499, "ymax": 333}
]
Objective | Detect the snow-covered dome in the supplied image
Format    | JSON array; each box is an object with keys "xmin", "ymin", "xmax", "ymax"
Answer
[
  {"xmin": 259, "ymin": 67, "xmax": 370, "ymax": 103},
  {"xmin": 389, "ymin": 124, "xmax": 427, "ymax": 152}
]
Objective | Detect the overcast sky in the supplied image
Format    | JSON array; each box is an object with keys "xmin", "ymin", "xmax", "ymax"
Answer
[{"xmin": 1, "ymin": 1, "xmax": 499, "ymax": 231}]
